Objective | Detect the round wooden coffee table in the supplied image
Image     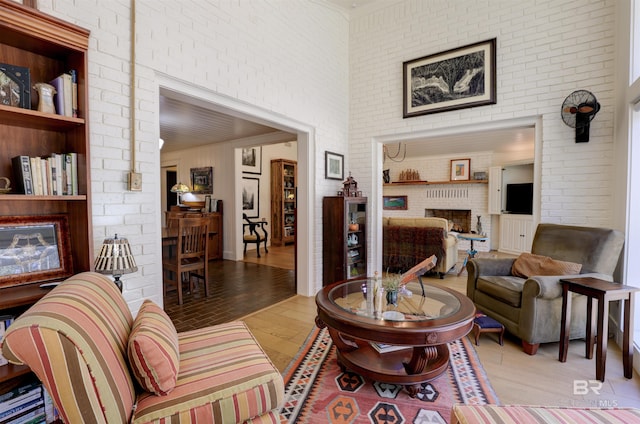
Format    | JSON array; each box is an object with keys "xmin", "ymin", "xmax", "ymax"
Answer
[{"xmin": 315, "ymin": 278, "xmax": 475, "ymax": 397}]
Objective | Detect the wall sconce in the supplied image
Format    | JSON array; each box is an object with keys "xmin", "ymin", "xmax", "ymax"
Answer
[
  {"xmin": 170, "ymin": 182, "xmax": 190, "ymax": 205},
  {"xmin": 94, "ymin": 234, "xmax": 137, "ymax": 292}
]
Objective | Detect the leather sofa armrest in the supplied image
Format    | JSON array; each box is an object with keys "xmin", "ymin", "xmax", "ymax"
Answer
[{"xmin": 523, "ymin": 272, "xmax": 614, "ymax": 300}]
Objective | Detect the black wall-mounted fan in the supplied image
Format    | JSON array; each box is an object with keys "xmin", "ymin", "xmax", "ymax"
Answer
[{"xmin": 561, "ymin": 90, "xmax": 600, "ymax": 143}]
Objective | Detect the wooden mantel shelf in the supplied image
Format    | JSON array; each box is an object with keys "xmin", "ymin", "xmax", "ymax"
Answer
[{"xmin": 384, "ymin": 180, "xmax": 488, "ymax": 186}]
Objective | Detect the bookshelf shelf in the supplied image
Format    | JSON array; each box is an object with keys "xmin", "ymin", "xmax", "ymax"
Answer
[{"xmin": 0, "ymin": 104, "xmax": 84, "ymax": 130}]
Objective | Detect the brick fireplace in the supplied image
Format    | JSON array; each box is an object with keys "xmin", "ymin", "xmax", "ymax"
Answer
[{"xmin": 425, "ymin": 209, "xmax": 472, "ymax": 233}]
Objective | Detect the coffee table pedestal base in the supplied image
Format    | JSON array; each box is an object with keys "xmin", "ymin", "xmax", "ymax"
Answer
[{"xmin": 329, "ymin": 328, "xmax": 450, "ymax": 397}]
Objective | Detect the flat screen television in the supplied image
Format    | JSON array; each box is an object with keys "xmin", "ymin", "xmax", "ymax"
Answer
[{"xmin": 505, "ymin": 183, "xmax": 533, "ymax": 214}]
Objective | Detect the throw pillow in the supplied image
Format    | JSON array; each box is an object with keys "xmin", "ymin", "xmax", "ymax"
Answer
[
  {"xmin": 511, "ymin": 252, "xmax": 582, "ymax": 278},
  {"xmin": 128, "ymin": 299, "xmax": 180, "ymax": 395}
]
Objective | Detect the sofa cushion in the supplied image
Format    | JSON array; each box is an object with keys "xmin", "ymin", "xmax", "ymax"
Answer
[
  {"xmin": 132, "ymin": 321, "xmax": 284, "ymax": 424},
  {"xmin": 128, "ymin": 299, "xmax": 180, "ymax": 395},
  {"xmin": 511, "ymin": 252, "xmax": 582, "ymax": 278},
  {"xmin": 477, "ymin": 275, "xmax": 526, "ymax": 308}
]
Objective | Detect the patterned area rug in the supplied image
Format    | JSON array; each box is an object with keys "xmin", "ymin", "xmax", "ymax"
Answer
[{"xmin": 280, "ymin": 327, "xmax": 499, "ymax": 424}]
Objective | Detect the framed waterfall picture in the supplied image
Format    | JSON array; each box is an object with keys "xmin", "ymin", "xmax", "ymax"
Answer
[
  {"xmin": 242, "ymin": 177, "xmax": 260, "ymax": 218},
  {"xmin": 403, "ymin": 38, "xmax": 496, "ymax": 118}
]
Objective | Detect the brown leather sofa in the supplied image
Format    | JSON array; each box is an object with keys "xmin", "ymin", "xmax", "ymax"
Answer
[{"xmin": 466, "ymin": 223, "xmax": 624, "ymax": 355}]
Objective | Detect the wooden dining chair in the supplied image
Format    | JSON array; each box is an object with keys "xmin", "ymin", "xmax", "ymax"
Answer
[
  {"xmin": 243, "ymin": 213, "xmax": 268, "ymax": 258},
  {"xmin": 162, "ymin": 216, "xmax": 209, "ymax": 305}
]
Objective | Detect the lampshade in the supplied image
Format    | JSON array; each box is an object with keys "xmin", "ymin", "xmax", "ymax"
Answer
[
  {"xmin": 170, "ymin": 182, "xmax": 190, "ymax": 193},
  {"xmin": 94, "ymin": 234, "xmax": 137, "ymax": 292}
]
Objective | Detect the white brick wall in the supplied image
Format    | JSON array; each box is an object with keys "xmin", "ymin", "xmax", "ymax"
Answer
[
  {"xmin": 35, "ymin": 0, "xmax": 619, "ymax": 308},
  {"xmin": 40, "ymin": 0, "xmax": 350, "ymax": 309},
  {"xmin": 349, "ymin": 0, "xmax": 617, "ymax": 232}
]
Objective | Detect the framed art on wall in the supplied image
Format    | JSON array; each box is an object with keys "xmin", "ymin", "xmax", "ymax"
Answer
[
  {"xmin": 403, "ymin": 38, "xmax": 496, "ymax": 118},
  {"xmin": 325, "ymin": 151, "xmax": 344, "ymax": 180},
  {"xmin": 383, "ymin": 195, "xmax": 408, "ymax": 210},
  {"xmin": 242, "ymin": 177, "xmax": 260, "ymax": 218},
  {"xmin": 0, "ymin": 215, "xmax": 73, "ymax": 288},
  {"xmin": 241, "ymin": 146, "xmax": 262, "ymax": 174},
  {"xmin": 190, "ymin": 167, "xmax": 213, "ymax": 194},
  {"xmin": 450, "ymin": 158, "xmax": 471, "ymax": 181}
]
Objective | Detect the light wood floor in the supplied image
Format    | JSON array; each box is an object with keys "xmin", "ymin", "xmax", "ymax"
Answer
[{"xmin": 241, "ymin": 254, "xmax": 640, "ymax": 409}]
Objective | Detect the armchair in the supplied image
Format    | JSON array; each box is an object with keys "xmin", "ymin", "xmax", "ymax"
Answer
[
  {"xmin": 466, "ymin": 223, "xmax": 624, "ymax": 355},
  {"xmin": 1, "ymin": 272, "xmax": 284, "ymax": 423}
]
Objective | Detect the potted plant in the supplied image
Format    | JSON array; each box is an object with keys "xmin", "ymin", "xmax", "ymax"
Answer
[{"xmin": 382, "ymin": 274, "xmax": 402, "ymax": 306}]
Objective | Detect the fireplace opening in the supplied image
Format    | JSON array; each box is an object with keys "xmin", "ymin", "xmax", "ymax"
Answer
[{"xmin": 425, "ymin": 209, "xmax": 471, "ymax": 233}]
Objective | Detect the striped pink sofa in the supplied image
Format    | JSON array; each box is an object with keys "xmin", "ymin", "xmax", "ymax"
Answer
[
  {"xmin": 1, "ymin": 272, "xmax": 284, "ymax": 423},
  {"xmin": 451, "ymin": 405, "xmax": 640, "ymax": 423}
]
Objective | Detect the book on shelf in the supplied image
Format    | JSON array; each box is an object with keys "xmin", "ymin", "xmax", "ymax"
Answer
[
  {"xmin": 0, "ymin": 315, "xmax": 15, "ymax": 367},
  {"xmin": 10, "ymin": 156, "xmax": 33, "ymax": 195},
  {"xmin": 69, "ymin": 69, "xmax": 78, "ymax": 118},
  {"xmin": 0, "ymin": 383, "xmax": 41, "ymax": 415},
  {"xmin": 370, "ymin": 342, "xmax": 410, "ymax": 354},
  {"xmin": 48, "ymin": 72, "xmax": 72, "ymax": 117}
]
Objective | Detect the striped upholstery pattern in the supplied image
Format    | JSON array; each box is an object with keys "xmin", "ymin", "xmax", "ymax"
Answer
[
  {"xmin": 1, "ymin": 272, "xmax": 136, "ymax": 424},
  {"xmin": 132, "ymin": 321, "xmax": 284, "ymax": 424},
  {"xmin": 128, "ymin": 299, "xmax": 180, "ymax": 395},
  {"xmin": 451, "ymin": 405, "xmax": 640, "ymax": 424}
]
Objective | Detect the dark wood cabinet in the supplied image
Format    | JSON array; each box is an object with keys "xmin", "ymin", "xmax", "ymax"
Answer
[
  {"xmin": 0, "ymin": 0, "xmax": 92, "ymax": 389},
  {"xmin": 322, "ymin": 196, "xmax": 367, "ymax": 286},
  {"xmin": 271, "ymin": 159, "xmax": 296, "ymax": 246}
]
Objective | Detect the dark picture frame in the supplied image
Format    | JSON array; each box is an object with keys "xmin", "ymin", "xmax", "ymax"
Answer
[
  {"xmin": 403, "ymin": 38, "xmax": 496, "ymax": 118},
  {"xmin": 450, "ymin": 158, "xmax": 471, "ymax": 181},
  {"xmin": 383, "ymin": 195, "xmax": 408, "ymax": 210},
  {"xmin": 190, "ymin": 166, "xmax": 213, "ymax": 194},
  {"xmin": 242, "ymin": 177, "xmax": 260, "ymax": 218},
  {"xmin": 325, "ymin": 151, "xmax": 344, "ymax": 180},
  {"xmin": 0, "ymin": 215, "xmax": 73, "ymax": 288},
  {"xmin": 241, "ymin": 146, "xmax": 262, "ymax": 174}
]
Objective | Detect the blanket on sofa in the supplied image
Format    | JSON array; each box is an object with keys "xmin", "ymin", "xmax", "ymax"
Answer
[{"xmin": 383, "ymin": 226, "xmax": 445, "ymax": 273}]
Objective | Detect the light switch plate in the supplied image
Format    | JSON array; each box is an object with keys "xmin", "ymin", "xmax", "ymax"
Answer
[{"xmin": 129, "ymin": 172, "xmax": 142, "ymax": 191}]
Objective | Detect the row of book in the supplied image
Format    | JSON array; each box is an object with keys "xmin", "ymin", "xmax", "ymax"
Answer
[
  {"xmin": 0, "ymin": 381, "xmax": 58, "ymax": 424},
  {"xmin": 12, "ymin": 154, "xmax": 79, "ymax": 196},
  {"xmin": 48, "ymin": 70, "xmax": 78, "ymax": 118}
]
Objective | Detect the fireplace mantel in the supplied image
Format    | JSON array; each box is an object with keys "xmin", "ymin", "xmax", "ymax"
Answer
[{"xmin": 384, "ymin": 180, "xmax": 487, "ymax": 186}]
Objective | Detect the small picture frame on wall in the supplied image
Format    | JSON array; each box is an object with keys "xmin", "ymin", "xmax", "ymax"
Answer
[
  {"xmin": 325, "ymin": 151, "xmax": 344, "ymax": 180},
  {"xmin": 450, "ymin": 158, "xmax": 471, "ymax": 181},
  {"xmin": 383, "ymin": 195, "xmax": 408, "ymax": 210},
  {"xmin": 241, "ymin": 146, "xmax": 262, "ymax": 174},
  {"xmin": 190, "ymin": 167, "xmax": 213, "ymax": 194}
]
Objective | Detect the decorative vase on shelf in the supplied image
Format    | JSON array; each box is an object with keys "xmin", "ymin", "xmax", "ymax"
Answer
[
  {"xmin": 476, "ymin": 215, "xmax": 483, "ymax": 236},
  {"xmin": 383, "ymin": 169, "xmax": 390, "ymax": 184}
]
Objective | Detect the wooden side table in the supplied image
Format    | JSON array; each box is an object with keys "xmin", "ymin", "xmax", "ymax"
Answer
[{"xmin": 559, "ymin": 277, "xmax": 639, "ymax": 381}]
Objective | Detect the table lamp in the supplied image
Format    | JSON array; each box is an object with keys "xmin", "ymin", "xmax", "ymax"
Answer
[
  {"xmin": 171, "ymin": 182, "xmax": 190, "ymax": 206},
  {"xmin": 94, "ymin": 234, "xmax": 138, "ymax": 292}
]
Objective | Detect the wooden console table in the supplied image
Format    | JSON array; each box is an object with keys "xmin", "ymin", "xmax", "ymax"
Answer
[{"xmin": 559, "ymin": 277, "xmax": 639, "ymax": 381}]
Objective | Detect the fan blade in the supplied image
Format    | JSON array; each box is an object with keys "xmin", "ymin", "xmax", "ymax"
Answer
[
  {"xmin": 563, "ymin": 106, "xmax": 578, "ymax": 114},
  {"xmin": 577, "ymin": 105, "xmax": 594, "ymax": 113}
]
